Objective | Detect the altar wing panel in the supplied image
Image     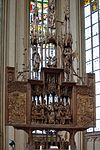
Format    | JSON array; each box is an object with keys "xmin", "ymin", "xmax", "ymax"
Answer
[{"xmin": 76, "ymin": 73, "xmax": 96, "ymax": 128}]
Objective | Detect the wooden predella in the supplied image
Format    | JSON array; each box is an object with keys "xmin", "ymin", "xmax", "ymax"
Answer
[{"xmin": 5, "ymin": 66, "xmax": 95, "ymax": 150}]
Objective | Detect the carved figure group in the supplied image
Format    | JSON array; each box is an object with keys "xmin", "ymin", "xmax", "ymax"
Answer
[{"xmin": 31, "ymin": 98, "xmax": 71, "ymax": 125}]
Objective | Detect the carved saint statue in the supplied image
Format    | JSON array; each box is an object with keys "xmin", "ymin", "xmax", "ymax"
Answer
[
  {"xmin": 31, "ymin": 30, "xmax": 37, "ymax": 46},
  {"xmin": 32, "ymin": 48, "xmax": 41, "ymax": 72},
  {"xmin": 63, "ymin": 33, "xmax": 73, "ymax": 79},
  {"xmin": 64, "ymin": 33, "xmax": 73, "ymax": 49},
  {"xmin": 48, "ymin": 108, "xmax": 55, "ymax": 124},
  {"xmin": 48, "ymin": 0, "xmax": 55, "ymax": 28},
  {"xmin": 63, "ymin": 47, "xmax": 72, "ymax": 75}
]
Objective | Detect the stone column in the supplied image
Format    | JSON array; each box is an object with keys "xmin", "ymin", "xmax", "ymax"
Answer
[
  {"xmin": 15, "ymin": 129, "xmax": 28, "ymax": 150},
  {"xmin": 5, "ymin": 0, "xmax": 16, "ymax": 150},
  {"xmin": 3, "ymin": 0, "xmax": 28, "ymax": 149},
  {"xmin": 14, "ymin": 0, "xmax": 29, "ymax": 150},
  {"xmin": 0, "ymin": 0, "xmax": 9, "ymax": 149},
  {"xmin": 15, "ymin": 0, "xmax": 29, "ymax": 81},
  {"xmin": 75, "ymin": 131, "xmax": 83, "ymax": 150},
  {"xmin": 0, "ymin": 1, "xmax": 4, "ymax": 149},
  {"xmin": 69, "ymin": 130, "xmax": 77, "ymax": 150}
]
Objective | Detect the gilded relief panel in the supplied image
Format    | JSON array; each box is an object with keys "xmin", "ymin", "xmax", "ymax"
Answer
[
  {"xmin": 8, "ymin": 91, "xmax": 26, "ymax": 124},
  {"xmin": 76, "ymin": 73, "xmax": 95, "ymax": 128},
  {"xmin": 7, "ymin": 82, "xmax": 27, "ymax": 124},
  {"xmin": 76, "ymin": 92, "xmax": 95, "ymax": 127}
]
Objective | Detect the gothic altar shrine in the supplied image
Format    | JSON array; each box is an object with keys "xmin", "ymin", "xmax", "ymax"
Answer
[{"xmin": 5, "ymin": 66, "xmax": 95, "ymax": 150}]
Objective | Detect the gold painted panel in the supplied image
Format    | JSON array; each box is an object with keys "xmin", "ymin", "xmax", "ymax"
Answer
[
  {"xmin": 8, "ymin": 91, "xmax": 26, "ymax": 124},
  {"xmin": 76, "ymin": 93, "xmax": 95, "ymax": 127}
]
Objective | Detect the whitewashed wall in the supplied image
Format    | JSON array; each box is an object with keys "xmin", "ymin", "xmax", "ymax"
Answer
[{"xmin": 5, "ymin": 0, "xmax": 28, "ymax": 150}]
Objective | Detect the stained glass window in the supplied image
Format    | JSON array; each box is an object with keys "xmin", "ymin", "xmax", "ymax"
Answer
[
  {"xmin": 29, "ymin": 0, "xmax": 56, "ymax": 79},
  {"xmin": 84, "ymin": 0, "xmax": 90, "ymax": 5},
  {"xmin": 30, "ymin": 0, "xmax": 49, "ymax": 79},
  {"xmin": 84, "ymin": 0, "xmax": 97, "ymax": 12},
  {"xmin": 91, "ymin": 0, "xmax": 97, "ymax": 11},
  {"xmin": 82, "ymin": 0, "xmax": 100, "ymax": 132},
  {"xmin": 30, "ymin": 0, "xmax": 48, "ymax": 37}
]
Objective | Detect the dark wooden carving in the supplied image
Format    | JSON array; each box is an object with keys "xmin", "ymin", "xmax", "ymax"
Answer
[
  {"xmin": 6, "ymin": 67, "xmax": 15, "ymax": 83},
  {"xmin": 29, "ymin": 79, "xmax": 43, "ymax": 96},
  {"xmin": 5, "ymin": 67, "xmax": 95, "ymax": 130},
  {"xmin": 5, "ymin": 67, "xmax": 96, "ymax": 150},
  {"xmin": 41, "ymin": 67, "xmax": 64, "ymax": 95}
]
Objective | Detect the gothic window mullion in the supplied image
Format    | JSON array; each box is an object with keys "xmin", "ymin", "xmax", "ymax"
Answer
[
  {"xmin": 90, "ymin": 1, "xmax": 94, "ymax": 72},
  {"xmin": 98, "ymin": 1, "xmax": 100, "ymax": 72}
]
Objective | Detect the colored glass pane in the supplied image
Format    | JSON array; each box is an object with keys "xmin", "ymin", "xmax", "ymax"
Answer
[
  {"xmin": 84, "ymin": 0, "xmax": 90, "ymax": 5},
  {"xmin": 43, "ymin": 0, "xmax": 48, "ymax": 2},
  {"xmin": 91, "ymin": 0, "xmax": 97, "ymax": 11},
  {"xmin": 44, "ymin": 3, "xmax": 48, "ymax": 7},
  {"xmin": 30, "ymin": 0, "xmax": 49, "ymax": 50},
  {"xmin": 31, "ymin": 0, "xmax": 48, "ymax": 4},
  {"xmin": 30, "ymin": 3, "xmax": 33, "ymax": 12},
  {"xmin": 37, "ymin": 0, "xmax": 42, "ymax": 2}
]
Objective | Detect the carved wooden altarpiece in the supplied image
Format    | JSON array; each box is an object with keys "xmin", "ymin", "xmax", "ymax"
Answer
[{"xmin": 5, "ymin": 66, "xmax": 96, "ymax": 150}]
